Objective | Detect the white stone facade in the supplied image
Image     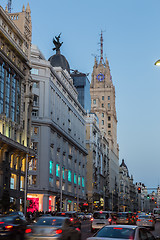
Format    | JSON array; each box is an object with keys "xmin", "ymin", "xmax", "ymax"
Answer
[{"xmin": 28, "ymin": 45, "xmax": 87, "ymax": 212}]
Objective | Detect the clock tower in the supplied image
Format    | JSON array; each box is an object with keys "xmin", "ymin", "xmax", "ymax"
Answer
[{"xmin": 90, "ymin": 32, "xmax": 119, "ymax": 198}]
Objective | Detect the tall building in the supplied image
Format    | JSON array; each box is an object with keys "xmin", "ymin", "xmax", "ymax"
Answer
[
  {"xmin": 71, "ymin": 71, "xmax": 91, "ymax": 113},
  {"xmin": 90, "ymin": 32, "xmax": 119, "ymax": 209},
  {"xmin": 85, "ymin": 113, "xmax": 109, "ymax": 211},
  {"xmin": 0, "ymin": 5, "xmax": 34, "ymax": 212},
  {"xmin": 28, "ymin": 41, "xmax": 87, "ymax": 212}
]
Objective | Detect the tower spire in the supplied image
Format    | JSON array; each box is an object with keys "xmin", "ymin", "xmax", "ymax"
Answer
[
  {"xmin": 7, "ymin": 0, "xmax": 12, "ymax": 13},
  {"xmin": 100, "ymin": 31, "xmax": 103, "ymax": 63}
]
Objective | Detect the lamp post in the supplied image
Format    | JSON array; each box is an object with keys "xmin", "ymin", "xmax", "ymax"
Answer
[{"xmin": 24, "ymin": 153, "xmax": 28, "ymax": 216}]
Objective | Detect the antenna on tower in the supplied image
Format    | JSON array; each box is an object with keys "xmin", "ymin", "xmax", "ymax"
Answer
[{"xmin": 8, "ymin": 0, "xmax": 12, "ymax": 13}]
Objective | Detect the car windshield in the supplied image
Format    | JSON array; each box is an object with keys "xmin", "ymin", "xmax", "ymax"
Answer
[
  {"xmin": 117, "ymin": 213, "xmax": 129, "ymax": 218},
  {"xmin": 154, "ymin": 210, "xmax": 160, "ymax": 214},
  {"xmin": 96, "ymin": 226, "xmax": 136, "ymax": 239},
  {"xmin": 93, "ymin": 212, "xmax": 109, "ymax": 219},
  {"xmin": 0, "ymin": 217, "xmax": 14, "ymax": 223},
  {"xmin": 36, "ymin": 218, "xmax": 63, "ymax": 226},
  {"xmin": 138, "ymin": 215, "xmax": 151, "ymax": 219}
]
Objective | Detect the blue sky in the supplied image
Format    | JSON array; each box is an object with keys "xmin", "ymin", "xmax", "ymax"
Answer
[{"xmin": 2, "ymin": 0, "xmax": 160, "ymax": 189}]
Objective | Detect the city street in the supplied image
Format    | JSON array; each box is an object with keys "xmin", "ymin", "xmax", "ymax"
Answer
[{"xmin": 81, "ymin": 220, "xmax": 160, "ymax": 240}]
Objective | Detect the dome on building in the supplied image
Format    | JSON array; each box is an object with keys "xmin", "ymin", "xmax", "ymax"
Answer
[
  {"xmin": 48, "ymin": 34, "xmax": 70, "ymax": 73},
  {"xmin": 48, "ymin": 52, "xmax": 70, "ymax": 73}
]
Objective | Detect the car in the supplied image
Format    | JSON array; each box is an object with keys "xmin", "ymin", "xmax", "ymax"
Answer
[
  {"xmin": 136, "ymin": 215, "xmax": 155, "ymax": 230},
  {"xmin": 25, "ymin": 216, "xmax": 81, "ymax": 240},
  {"xmin": 84, "ymin": 213, "xmax": 93, "ymax": 220},
  {"xmin": 55, "ymin": 211, "xmax": 81, "ymax": 229},
  {"xmin": 116, "ymin": 212, "xmax": 135, "ymax": 225},
  {"xmin": 87, "ymin": 225, "xmax": 156, "ymax": 240},
  {"xmin": 77, "ymin": 212, "xmax": 86, "ymax": 220},
  {"xmin": 90, "ymin": 211, "xmax": 112, "ymax": 232},
  {"xmin": 0, "ymin": 214, "xmax": 27, "ymax": 240}
]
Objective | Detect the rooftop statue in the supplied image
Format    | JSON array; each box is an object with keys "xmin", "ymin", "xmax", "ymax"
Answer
[{"xmin": 53, "ymin": 33, "xmax": 63, "ymax": 52}]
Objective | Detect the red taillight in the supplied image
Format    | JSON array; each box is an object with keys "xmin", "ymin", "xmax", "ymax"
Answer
[
  {"xmin": 126, "ymin": 218, "xmax": 129, "ymax": 220},
  {"xmin": 108, "ymin": 218, "xmax": 112, "ymax": 222},
  {"xmin": 113, "ymin": 227, "xmax": 123, "ymax": 230},
  {"xmin": 137, "ymin": 219, "xmax": 141, "ymax": 222},
  {"xmin": 5, "ymin": 225, "xmax": 13, "ymax": 229},
  {"xmin": 100, "ymin": 211, "xmax": 103, "ymax": 213},
  {"xmin": 25, "ymin": 228, "xmax": 32, "ymax": 233},
  {"xmin": 148, "ymin": 220, "xmax": 153, "ymax": 222},
  {"xmin": 90, "ymin": 218, "xmax": 94, "ymax": 221},
  {"xmin": 70, "ymin": 218, "xmax": 74, "ymax": 221},
  {"xmin": 0, "ymin": 222, "xmax": 4, "ymax": 224},
  {"xmin": 136, "ymin": 215, "xmax": 138, "ymax": 218},
  {"xmin": 76, "ymin": 228, "xmax": 80, "ymax": 232},
  {"xmin": 61, "ymin": 213, "xmax": 65, "ymax": 215},
  {"xmin": 56, "ymin": 229, "xmax": 62, "ymax": 234}
]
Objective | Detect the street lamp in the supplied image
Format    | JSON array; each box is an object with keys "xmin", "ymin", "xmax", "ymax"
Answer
[{"xmin": 155, "ymin": 59, "xmax": 160, "ymax": 66}]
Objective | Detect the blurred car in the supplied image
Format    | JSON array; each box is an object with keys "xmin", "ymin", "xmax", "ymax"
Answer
[
  {"xmin": 116, "ymin": 212, "xmax": 135, "ymax": 225},
  {"xmin": 77, "ymin": 212, "xmax": 86, "ymax": 220},
  {"xmin": 87, "ymin": 225, "xmax": 156, "ymax": 240},
  {"xmin": 25, "ymin": 216, "xmax": 81, "ymax": 240},
  {"xmin": 136, "ymin": 215, "xmax": 155, "ymax": 230},
  {"xmin": 90, "ymin": 211, "xmax": 112, "ymax": 232},
  {"xmin": 0, "ymin": 214, "xmax": 27, "ymax": 240},
  {"xmin": 55, "ymin": 211, "xmax": 81, "ymax": 229},
  {"xmin": 84, "ymin": 213, "xmax": 93, "ymax": 220}
]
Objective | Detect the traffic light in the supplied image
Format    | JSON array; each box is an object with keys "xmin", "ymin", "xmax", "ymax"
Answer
[{"xmin": 138, "ymin": 187, "xmax": 141, "ymax": 193}]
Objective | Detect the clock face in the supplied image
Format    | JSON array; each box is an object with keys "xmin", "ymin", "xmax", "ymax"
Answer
[{"xmin": 97, "ymin": 73, "xmax": 104, "ymax": 81}]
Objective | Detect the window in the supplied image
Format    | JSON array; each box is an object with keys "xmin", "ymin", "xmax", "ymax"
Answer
[
  {"xmin": 31, "ymin": 68, "xmax": 39, "ymax": 75},
  {"xmin": 74, "ymin": 173, "xmax": 77, "ymax": 184},
  {"xmin": 78, "ymin": 175, "xmax": 81, "ymax": 186},
  {"xmin": 102, "ymin": 96, "xmax": 104, "ymax": 100},
  {"xmin": 32, "ymin": 82, "xmax": 39, "ymax": 88},
  {"xmin": 108, "ymin": 123, "xmax": 111, "ymax": 128},
  {"xmin": 108, "ymin": 116, "xmax": 111, "ymax": 121},
  {"xmin": 68, "ymin": 170, "xmax": 72, "ymax": 182},
  {"xmin": 33, "ymin": 95, "xmax": 39, "ymax": 106},
  {"xmin": 32, "ymin": 110, "xmax": 39, "ymax": 117},
  {"xmin": 102, "ymin": 120, "xmax": 104, "ymax": 125},
  {"xmin": 102, "ymin": 104, "xmax": 104, "ymax": 107},
  {"xmin": 20, "ymin": 176, "xmax": 24, "ymax": 191},
  {"xmin": 28, "ymin": 175, "xmax": 37, "ymax": 185},
  {"xmin": 108, "ymin": 96, "xmax": 110, "ymax": 100},
  {"xmin": 108, "ymin": 103, "xmax": 110, "ymax": 109},
  {"xmin": 93, "ymin": 99, "xmax": 96, "ymax": 104},
  {"xmin": 56, "ymin": 164, "xmax": 60, "ymax": 177},
  {"xmin": 102, "ymin": 113, "xmax": 104, "ymax": 117},
  {"xmin": 34, "ymin": 127, "xmax": 39, "ymax": 135},
  {"xmin": 49, "ymin": 177, "xmax": 53, "ymax": 187},
  {"xmin": 49, "ymin": 161, "xmax": 53, "ymax": 174},
  {"xmin": 82, "ymin": 177, "xmax": 85, "ymax": 187},
  {"xmin": 10, "ymin": 174, "xmax": 16, "ymax": 189},
  {"xmin": 108, "ymin": 131, "xmax": 111, "ymax": 135}
]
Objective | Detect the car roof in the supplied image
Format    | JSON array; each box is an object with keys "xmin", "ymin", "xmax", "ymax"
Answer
[
  {"xmin": 39, "ymin": 216, "xmax": 67, "ymax": 220},
  {"xmin": 103, "ymin": 225, "xmax": 138, "ymax": 229}
]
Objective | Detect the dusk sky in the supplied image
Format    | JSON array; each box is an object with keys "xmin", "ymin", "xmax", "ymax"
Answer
[{"xmin": 2, "ymin": 0, "xmax": 160, "ymax": 189}]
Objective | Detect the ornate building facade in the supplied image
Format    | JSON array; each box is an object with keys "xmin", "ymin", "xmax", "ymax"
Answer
[
  {"xmin": 90, "ymin": 33, "xmax": 119, "ymax": 209},
  {"xmin": 0, "ymin": 5, "xmax": 34, "ymax": 212},
  {"xmin": 28, "ymin": 44, "xmax": 87, "ymax": 212}
]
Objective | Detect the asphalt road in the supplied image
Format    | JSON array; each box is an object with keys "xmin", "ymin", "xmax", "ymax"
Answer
[{"xmin": 81, "ymin": 220, "xmax": 160, "ymax": 240}]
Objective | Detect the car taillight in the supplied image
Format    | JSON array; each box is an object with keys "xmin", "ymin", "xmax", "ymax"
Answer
[
  {"xmin": 113, "ymin": 227, "xmax": 123, "ymax": 229},
  {"xmin": 149, "ymin": 220, "xmax": 153, "ymax": 222},
  {"xmin": 5, "ymin": 225, "xmax": 13, "ymax": 229},
  {"xmin": 126, "ymin": 218, "xmax": 129, "ymax": 220},
  {"xmin": 137, "ymin": 219, "xmax": 141, "ymax": 221},
  {"xmin": 76, "ymin": 228, "xmax": 80, "ymax": 232},
  {"xmin": 70, "ymin": 218, "xmax": 74, "ymax": 221},
  {"xmin": 108, "ymin": 218, "xmax": 112, "ymax": 222},
  {"xmin": 90, "ymin": 218, "xmax": 94, "ymax": 221},
  {"xmin": 0, "ymin": 222, "xmax": 4, "ymax": 224},
  {"xmin": 56, "ymin": 229, "xmax": 62, "ymax": 234},
  {"xmin": 25, "ymin": 228, "xmax": 32, "ymax": 233}
]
